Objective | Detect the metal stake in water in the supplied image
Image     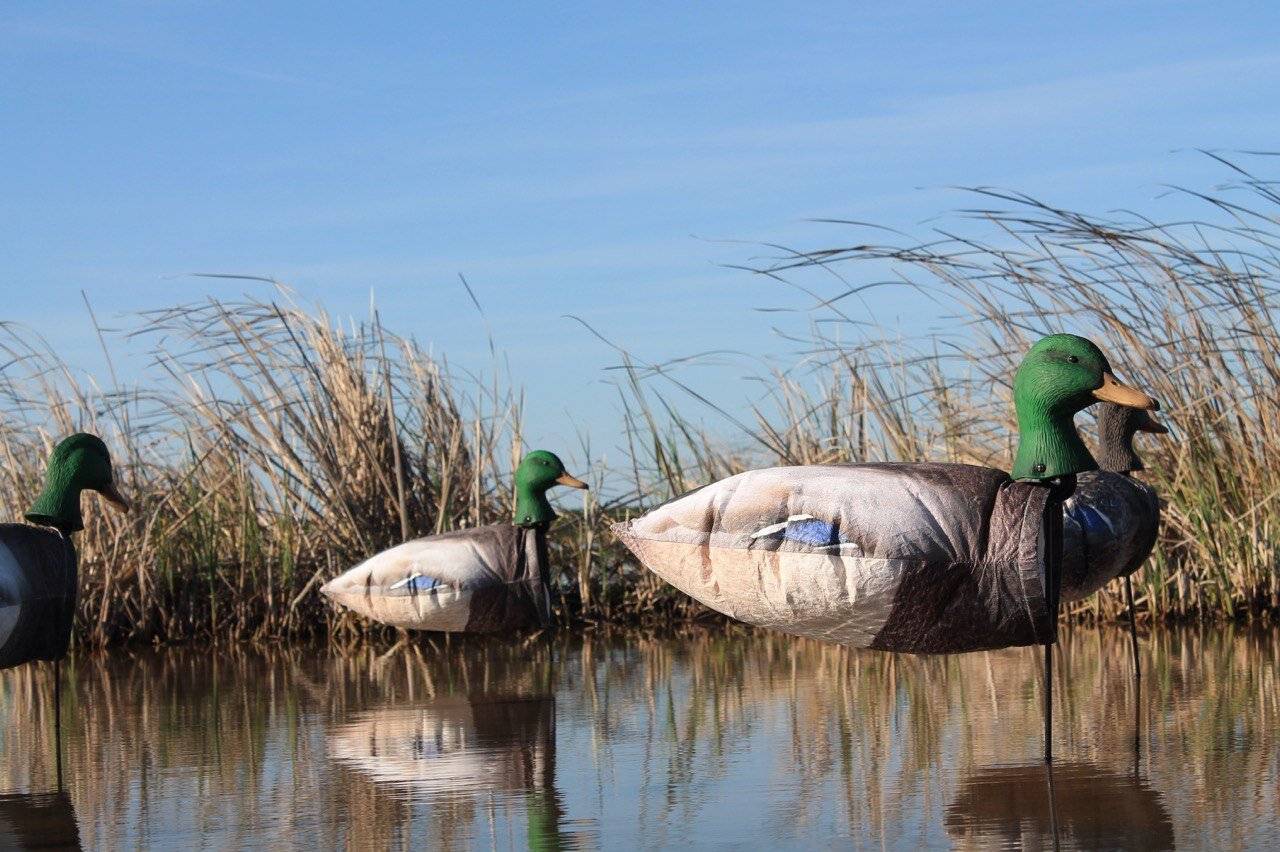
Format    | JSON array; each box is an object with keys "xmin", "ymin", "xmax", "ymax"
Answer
[
  {"xmin": 54, "ymin": 658, "xmax": 64, "ymax": 791},
  {"xmin": 1044, "ymin": 475, "xmax": 1074, "ymax": 764}
]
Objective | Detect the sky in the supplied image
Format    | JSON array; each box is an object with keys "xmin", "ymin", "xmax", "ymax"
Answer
[{"xmin": 4, "ymin": 2, "xmax": 1280, "ymax": 475}]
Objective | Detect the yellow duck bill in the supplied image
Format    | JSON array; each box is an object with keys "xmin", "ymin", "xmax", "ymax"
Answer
[
  {"xmin": 1092, "ymin": 372, "xmax": 1159, "ymax": 410},
  {"xmin": 555, "ymin": 472, "xmax": 589, "ymax": 489}
]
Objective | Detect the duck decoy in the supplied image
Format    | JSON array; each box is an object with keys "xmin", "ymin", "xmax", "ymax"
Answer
[
  {"xmin": 1, "ymin": 433, "xmax": 128, "ymax": 788},
  {"xmin": 1062, "ymin": 402, "xmax": 1166, "ymax": 682},
  {"xmin": 322, "ymin": 450, "xmax": 588, "ymax": 633},
  {"xmin": 1061, "ymin": 402, "xmax": 1165, "ymax": 603},
  {"xmin": 613, "ymin": 334, "xmax": 1158, "ymax": 760},
  {"xmin": 1, "ymin": 433, "xmax": 128, "ymax": 671}
]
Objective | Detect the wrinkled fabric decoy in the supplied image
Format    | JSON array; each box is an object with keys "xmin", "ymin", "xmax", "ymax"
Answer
[
  {"xmin": 614, "ymin": 335, "xmax": 1159, "ymax": 656},
  {"xmin": 321, "ymin": 450, "xmax": 587, "ymax": 633}
]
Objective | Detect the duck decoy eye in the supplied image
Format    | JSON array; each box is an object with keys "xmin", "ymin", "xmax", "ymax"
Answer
[{"xmin": 1068, "ymin": 355, "xmax": 1079, "ymax": 363}]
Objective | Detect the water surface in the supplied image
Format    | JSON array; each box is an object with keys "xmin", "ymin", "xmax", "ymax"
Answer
[{"xmin": 1, "ymin": 626, "xmax": 1277, "ymax": 849}]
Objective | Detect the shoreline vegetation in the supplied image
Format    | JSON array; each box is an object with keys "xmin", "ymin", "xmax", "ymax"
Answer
[{"xmin": 4, "ymin": 158, "xmax": 1279, "ymax": 648}]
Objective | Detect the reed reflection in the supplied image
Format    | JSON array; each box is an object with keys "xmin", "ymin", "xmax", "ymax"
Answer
[{"xmin": 0, "ymin": 626, "xmax": 1274, "ymax": 848}]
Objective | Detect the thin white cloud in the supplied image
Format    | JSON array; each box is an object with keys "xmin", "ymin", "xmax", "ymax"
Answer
[{"xmin": 1, "ymin": 16, "xmax": 316, "ymax": 88}]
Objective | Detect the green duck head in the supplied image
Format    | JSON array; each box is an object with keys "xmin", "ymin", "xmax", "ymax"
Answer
[
  {"xmin": 513, "ymin": 450, "xmax": 588, "ymax": 527},
  {"xmin": 25, "ymin": 433, "xmax": 129, "ymax": 534},
  {"xmin": 1011, "ymin": 335, "xmax": 1159, "ymax": 481}
]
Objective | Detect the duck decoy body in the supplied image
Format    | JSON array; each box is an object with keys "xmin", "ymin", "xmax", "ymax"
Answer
[
  {"xmin": 321, "ymin": 450, "xmax": 588, "ymax": 633},
  {"xmin": 614, "ymin": 335, "xmax": 1158, "ymax": 654},
  {"xmin": 0, "ymin": 434, "xmax": 128, "ymax": 670},
  {"xmin": 1060, "ymin": 403, "xmax": 1165, "ymax": 602}
]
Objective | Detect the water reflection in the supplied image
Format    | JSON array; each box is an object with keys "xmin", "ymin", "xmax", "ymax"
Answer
[
  {"xmin": 0, "ymin": 791, "xmax": 81, "ymax": 850},
  {"xmin": 329, "ymin": 695, "xmax": 555, "ymax": 795},
  {"xmin": 0, "ymin": 626, "xmax": 1276, "ymax": 849},
  {"xmin": 328, "ymin": 694, "xmax": 576, "ymax": 848},
  {"xmin": 945, "ymin": 762, "xmax": 1174, "ymax": 850}
]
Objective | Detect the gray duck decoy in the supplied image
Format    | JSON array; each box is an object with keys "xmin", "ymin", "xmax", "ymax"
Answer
[
  {"xmin": 1062, "ymin": 401, "xmax": 1167, "ymax": 683},
  {"xmin": 1, "ymin": 433, "xmax": 128, "ymax": 671},
  {"xmin": 321, "ymin": 450, "xmax": 588, "ymax": 633}
]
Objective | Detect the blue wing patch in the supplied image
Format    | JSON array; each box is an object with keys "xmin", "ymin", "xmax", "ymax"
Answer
[
  {"xmin": 1072, "ymin": 504, "xmax": 1116, "ymax": 536},
  {"xmin": 781, "ymin": 517, "xmax": 842, "ymax": 546},
  {"xmin": 389, "ymin": 573, "xmax": 444, "ymax": 593},
  {"xmin": 750, "ymin": 514, "xmax": 844, "ymax": 547}
]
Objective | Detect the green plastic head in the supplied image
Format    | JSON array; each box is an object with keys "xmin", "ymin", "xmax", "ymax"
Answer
[
  {"xmin": 513, "ymin": 450, "xmax": 588, "ymax": 527},
  {"xmin": 1011, "ymin": 335, "xmax": 1158, "ymax": 481},
  {"xmin": 25, "ymin": 433, "xmax": 129, "ymax": 534}
]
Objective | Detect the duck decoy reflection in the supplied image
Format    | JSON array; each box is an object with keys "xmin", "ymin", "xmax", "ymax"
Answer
[
  {"xmin": 329, "ymin": 695, "xmax": 556, "ymax": 793},
  {"xmin": 0, "ymin": 790, "xmax": 82, "ymax": 851},
  {"xmin": 945, "ymin": 762, "xmax": 1174, "ymax": 851},
  {"xmin": 328, "ymin": 693, "xmax": 574, "ymax": 848}
]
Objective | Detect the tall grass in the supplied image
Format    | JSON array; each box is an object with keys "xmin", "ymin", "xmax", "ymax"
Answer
[{"xmin": 2, "ymin": 157, "xmax": 1278, "ymax": 647}]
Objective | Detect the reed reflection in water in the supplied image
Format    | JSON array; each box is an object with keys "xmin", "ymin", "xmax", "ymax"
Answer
[{"xmin": 0, "ymin": 625, "xmax": 1276, "ymax": 849}]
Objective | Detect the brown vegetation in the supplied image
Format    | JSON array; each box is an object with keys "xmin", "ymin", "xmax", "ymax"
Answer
[{"xmin": 1, "ymin": 157, "xmax": 1277, "ymax": 647}]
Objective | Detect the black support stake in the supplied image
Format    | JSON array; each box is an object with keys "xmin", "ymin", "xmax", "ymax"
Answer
[
  {"xmin": 1043, "ymin": 476, "xmax": 1074, "ymax": 764},
  {"xmin": 1044, "ymin": 640, "xmax": 1053, "ymax": 763},
  {"xmin": 1126, "ymin": 575, "xmax": 1142, "ymax": 769},
  {"xmin": 1124, "ymin": 575, "xmax": 1141, "ymax": 682},
  {"xmin": 1044, "ymin": 760, "xmax": 1062, "ymax": 851},
  {"xmin": 54, "ymin": 658, "xmax": 64, "ymax": 791}
]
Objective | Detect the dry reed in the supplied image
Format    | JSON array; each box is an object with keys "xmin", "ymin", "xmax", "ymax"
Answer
[{"xmin": 2, "ymin": 157, "xmax": 1278, "ymax": 647}]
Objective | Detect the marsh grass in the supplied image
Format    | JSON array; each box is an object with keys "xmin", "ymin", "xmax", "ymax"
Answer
[{"xmin": 2, "ymin": 158, "xmax": 1278, "ymax": 646}]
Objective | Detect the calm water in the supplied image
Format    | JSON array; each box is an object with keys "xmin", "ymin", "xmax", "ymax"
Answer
[{"xmin": 1, "ymin": 626, "xmax": 1277, "ymax": 850}]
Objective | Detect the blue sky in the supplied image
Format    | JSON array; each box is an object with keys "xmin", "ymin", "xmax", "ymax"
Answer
[{"xmin": 4, "ymin": 2, "xmax": 1280, "ymax": 471}]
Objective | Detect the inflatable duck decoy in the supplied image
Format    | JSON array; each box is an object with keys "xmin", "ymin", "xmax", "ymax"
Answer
[
  {"xmin": 321, "ymin": 450, "xmax": 588, "ymax": 633},
  {"xmin": 1, "ymin": 433, "xmax": 128, "ymax": 670},
  {"xmin": 1060, "ymin": 402, "xmax": 1165, "ymax": 603},
  {"xmin": 613, "ymin": 335, "xmax": 1158, "ymax": 655}
]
